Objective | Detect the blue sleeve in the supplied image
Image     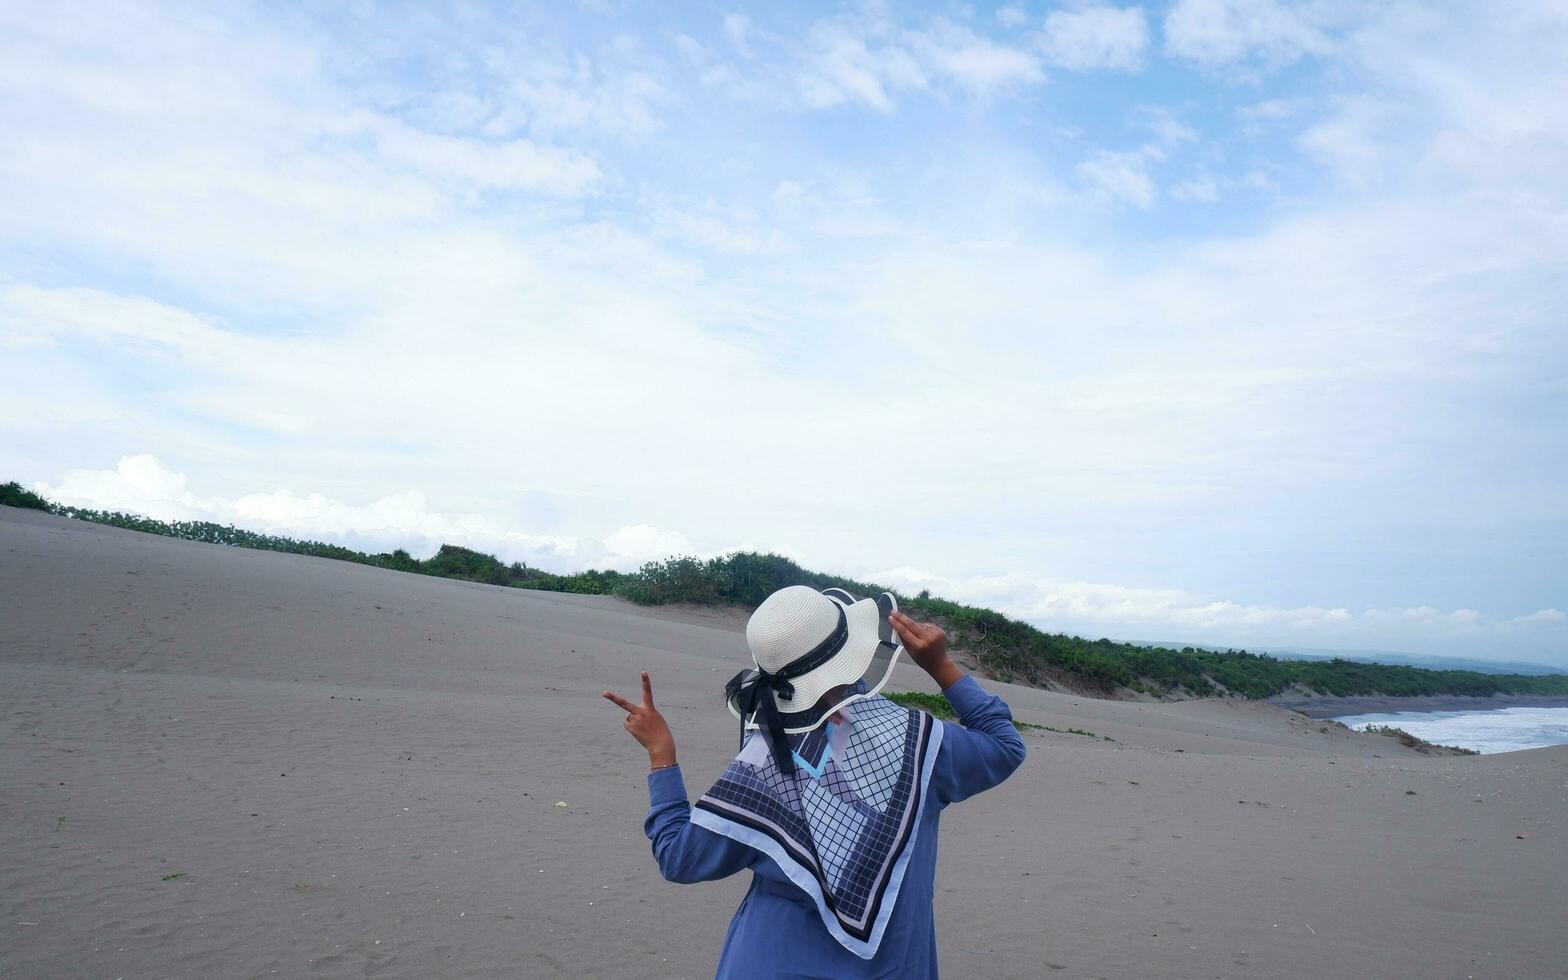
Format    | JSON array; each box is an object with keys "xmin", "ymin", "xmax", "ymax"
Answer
[
  {"xmin": 930, "ymin": 674, "xmax": 1027, "ymax": 807},
  {"xmin": 643, "ymin": 766, "xmax": 758, "ymax": 883}
]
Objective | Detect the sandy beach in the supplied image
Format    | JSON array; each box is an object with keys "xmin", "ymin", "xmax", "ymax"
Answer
[{"xmin": 2, "ymin": 505, "xmax": 1564, "ymax": 979}]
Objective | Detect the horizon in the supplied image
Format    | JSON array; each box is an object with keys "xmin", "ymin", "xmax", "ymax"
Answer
[
  {"xmin": 3, "ymin": 2, "xmax": 1565, "ymax": 665},
  {"xmin": 11, "ymin": 481, "xmax": 1568, "ymax": 679}
]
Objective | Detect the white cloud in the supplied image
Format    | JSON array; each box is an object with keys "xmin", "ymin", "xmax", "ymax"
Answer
[
  {"xmin": 723, "ymin": 13, "xmax": 755, "ymax": 50},
  {"xmin": 1170, "ymin": 175, "xmax": 1219, "ymax": 202},
  {"xmin": 374, "ymin": 126, "xmax": 602, "ymax": 196},
  {"xmin": 37, "ymin": 455, "xmax": 588, "ymax": 568},
  {"xmin": 350, "ymin": 15, "xmax": 676, "ymax": 142},
  {"xmin": 871, "ymin": 566, "xmax": 1558, "ymax": 651},
  {"xmin": 1164, "ymin": 0, "xmax": 1332, "ymax": 66},
  {"xmin": 488, "ymin": 58, "xmax": 672, "ymax": 140},
  {"xmin": 1236, "ymin": 96, "xmax": 1306, "ymax": 132},
  {"xmin": 0, "ymin": 284, "xmax": 231, "ymax": 355},
  {"xmin": 1168, "ymin": 167, "xmax": 1276, "ymax": 203},
  {"xmin": 603, "ymin": 524, "xmax": 695, "ymax": 563},
  {"xmin": 792, "ymin": 21, "xmax": 924, "ymax": 111},
  {"xmin": 997, "ymin": 5, "xmax": 1031, "ymax": 30},
  {"xmin": 909, "ymin": 21, "xmax": 1045, "ymax": 92},
  {"xmin": 650, "ymin": 198, "xmax": 796, "ymax": 254},
  {"xmin": 721, "ymin": 12, "xmax": 1044, "ymax": 112},
  {"xmin": 36, "ymin": 455, "xmax": 1562, "ymax": 657},
  {"xmin": 3, "ymin": 3, "xmax": 1566, "ymax": 663},
  {"xmin": 1507, "ymin": 609, "xmax": 1567, "ymax": 626},
  {"xmin": 1294, "ymin": 3, "xmax": 1568, "ymax": 197},
  {"xmin": 1070, "ymin": 107, "xmax": 1195, "ymax": 208},
  {"xmin": 1296, "ymin": 96, "xmax": 1401, "ymax": 187},
  {"xmin": 1134, "ymin": 104, "xmax": 1199, "ymax": 146},
  {"xmin": 40, "ymin": 454, "xmax": 204, "ymax": 521},
  {"xmin": 1075, "ymin": 147, "xmax": 1159, "ymax": 206},
  {"xmin": 29, "ymin": 456, "xmax": 780, "ymax": 575},
  {"xmin": 1038, "ymin": 5, "xmax": 1150, "ymax": 71}
]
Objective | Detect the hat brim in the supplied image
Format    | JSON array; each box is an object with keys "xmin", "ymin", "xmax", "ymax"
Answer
[{"xmin": 727, "ymin": 590, "xmax": 903, "ymax": 735}]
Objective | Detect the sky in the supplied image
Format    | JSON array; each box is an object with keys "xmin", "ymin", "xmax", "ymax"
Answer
[{"xmin": 2, "ymin": 1, "xmax": 1565, "ymax": 665}]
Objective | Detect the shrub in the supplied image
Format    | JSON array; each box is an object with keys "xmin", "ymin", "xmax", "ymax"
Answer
[
  {"xmin": 0, "ymin": 481, "xmax": 51, "ymax": 511},
  {"xmin": 883, "ymin": 691, "xmax": 955, "ymax": 720},
  {"xmin": 1363, "ymin": 724, "xmax": 1480, "ymax": 756}
]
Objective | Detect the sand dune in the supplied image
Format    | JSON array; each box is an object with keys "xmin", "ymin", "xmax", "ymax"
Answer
[{"xmin": 2, "ymin": 506, "xmax": 1564, "ymax": 979}]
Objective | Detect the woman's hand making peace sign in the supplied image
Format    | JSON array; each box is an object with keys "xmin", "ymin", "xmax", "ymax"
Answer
[{"xmin": 603, "ymin": 670, "xmax": 679, "ymax": 770}]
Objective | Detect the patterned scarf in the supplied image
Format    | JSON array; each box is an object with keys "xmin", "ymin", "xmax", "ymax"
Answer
[{"xmin": 691, "ymin": 694, "xmax": 944, "ymax": 960}]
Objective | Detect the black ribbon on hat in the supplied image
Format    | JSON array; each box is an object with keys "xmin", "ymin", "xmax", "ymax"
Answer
[{"xmin": 725, "ymin": 603, "xmax": 850, "ymax": 777}]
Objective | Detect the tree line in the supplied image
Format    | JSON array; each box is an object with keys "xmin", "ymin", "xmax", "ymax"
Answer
[{"xmin": 5, "ymin": 480, "xmax": 1563, "ymax": 701}]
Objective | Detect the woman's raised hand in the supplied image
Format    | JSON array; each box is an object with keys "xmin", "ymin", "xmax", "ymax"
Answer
[
  {"xmin": 603, "ymin": 670, "xmax": 678, "ymax": 769},
  {"xmin": 889, "ymin": 610, "xmax": 964, "ymax": 690}
]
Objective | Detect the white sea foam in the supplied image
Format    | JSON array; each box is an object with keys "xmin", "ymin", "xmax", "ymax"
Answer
[{"xmin": 1336, "ymin": 706, "xmax": 1568, "ymax": 754}]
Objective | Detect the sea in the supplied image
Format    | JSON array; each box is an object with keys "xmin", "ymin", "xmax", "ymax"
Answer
[{"xmin": 1334, "ymin": 706, "xmax": 1568, "ymax": 754}]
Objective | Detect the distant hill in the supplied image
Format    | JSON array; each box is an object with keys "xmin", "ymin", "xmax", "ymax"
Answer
[
  {"xmin": 6, "ymin": 478, "xmax": 1567, "ymax": 703},
  {"xmin": 1132, "ymin": 641, "xmax": 1565, "ymax": 677}
]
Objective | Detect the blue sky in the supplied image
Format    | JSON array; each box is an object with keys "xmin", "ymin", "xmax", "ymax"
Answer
[{"xmin": 2, "ymin": 1, "xmax": 1565, "ymax": 664}]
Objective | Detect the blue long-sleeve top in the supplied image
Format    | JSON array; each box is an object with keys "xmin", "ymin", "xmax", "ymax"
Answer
[{"xmin": 644, "ymin": 674, "xmax": 1026, "ymax": 979}]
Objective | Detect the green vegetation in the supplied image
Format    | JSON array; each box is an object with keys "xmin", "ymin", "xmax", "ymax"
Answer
[
  {"xmin": 15, "ymin": 491, "xmax": 629, "ymax": 596},
  {"xmin": 881, "ymin": 691, "xmax": 955, "ymax": 718},
  {"xmin": 7, "ymin": 481, "xmax": 1567, "ymax": 703},
  {"xmin": 882, "ymin": 690, "xmax": 1044, "ymax": 732},
  {"xmin": 1045, "ymin": 726, "xmax": 1114, "ymax": 741},
  {"xmin": 1363, "ymin": 724, "xmax": 1480, "ymax": 756},
  {"xmin": 0, "ymin": 481, "xmax": 51, "ymax": 511}
]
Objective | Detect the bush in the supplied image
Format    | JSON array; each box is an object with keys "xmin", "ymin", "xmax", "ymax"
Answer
[
  {"xmin": 883, "ymin": 691, "xmax": 955, "ymax": 720},
  {"xmin": 612, "ymin": 552, "xmax": 894, "ymax": 607},
  {"xmin": 0, "ymin": 481, "xmax": 51, "ymax": 511},
  {"xmin": 1363, "ymin": 724, "xmax": 1480, "ymax": 756},
  {"xmin": 615, "ymin": 556, "xmax": 729, "ymax": 605}
]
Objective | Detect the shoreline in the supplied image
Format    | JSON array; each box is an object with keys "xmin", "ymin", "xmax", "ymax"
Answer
[{"xmin": 1269, "ymin": 693, "xmax": 1568, "ymax": 719}]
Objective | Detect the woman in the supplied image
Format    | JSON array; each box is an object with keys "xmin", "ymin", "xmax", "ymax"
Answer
[{"xmin": 602, "ymin": 585, "xmax": 1026, "ymax": 979}]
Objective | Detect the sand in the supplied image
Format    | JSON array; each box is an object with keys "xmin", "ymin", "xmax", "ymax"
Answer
[{"xmin": 2, "ymin": 505, "xmax": 1564, "ymax": 979}]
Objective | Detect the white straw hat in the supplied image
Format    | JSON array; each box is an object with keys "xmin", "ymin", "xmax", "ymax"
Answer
[{"xmin": 726, "ymin": 585, "xmax": 902, "ymax": 735}]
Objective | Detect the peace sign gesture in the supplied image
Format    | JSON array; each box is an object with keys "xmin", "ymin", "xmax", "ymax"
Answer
[{"xmin": 603, "ymin": 670, "xmax": 678, "ymax": 769}]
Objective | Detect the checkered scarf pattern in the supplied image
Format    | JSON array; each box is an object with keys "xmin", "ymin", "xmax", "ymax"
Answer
[{"xmin": 691, "ymin": 695, "xmax": 943, "ymax": 959}]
